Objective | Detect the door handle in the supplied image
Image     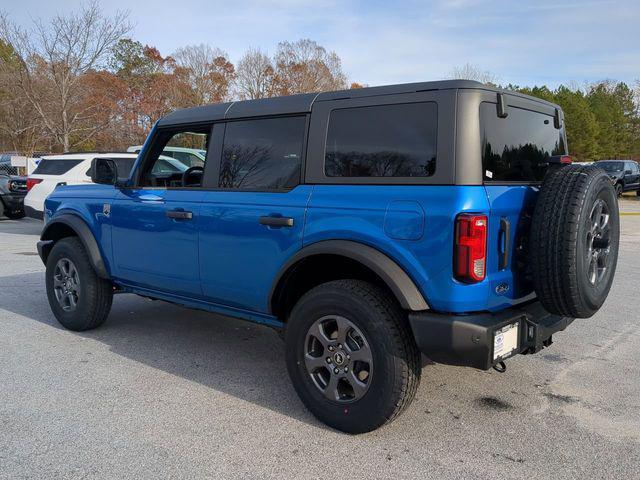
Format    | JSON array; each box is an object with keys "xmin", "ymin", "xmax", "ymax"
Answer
[
  {"xmin": 259, "ymin": 216, "xmax": 294, "ymax": 227},
  {"xmin": 498, "ymin": 217, "xmax": 511, "ymax": 270},
  {"xmin": 138, "ymin": 193, "xmax": 164, "ymax": 203},
  {"xmin": 166, "ymin": 210, "xmax": 193, "ymax": 220}
]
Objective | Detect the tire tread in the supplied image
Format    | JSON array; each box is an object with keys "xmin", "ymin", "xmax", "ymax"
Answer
[
  {"xmin": 530, "ymin": 165, "xmax": 618, "ymax": 317},
  {"xmin": 46, "ymin": 237, "xmax": 112, "ymax": 331}
]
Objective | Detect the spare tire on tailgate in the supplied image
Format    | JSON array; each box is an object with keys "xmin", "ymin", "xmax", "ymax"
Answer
[{"xmin": 530, "ymin": 164, "xmax": 619, "ymax": 318}]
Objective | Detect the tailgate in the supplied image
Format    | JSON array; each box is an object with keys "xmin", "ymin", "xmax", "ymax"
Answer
[{"xmin": 484, "ymin": 185, "xmax": 538, "ymax": 310}]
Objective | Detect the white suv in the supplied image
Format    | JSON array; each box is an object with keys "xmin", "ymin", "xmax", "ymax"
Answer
[
  {"xmin": 24, "ymin": 153, "xmax": 138, "ymax": 220},
  {"xmin": 127, "ymin": 145, "xmax": 205, "ymax": 168}
]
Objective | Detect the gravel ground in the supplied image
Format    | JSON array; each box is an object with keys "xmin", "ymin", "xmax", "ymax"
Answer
[{"xmin": 0, "ymin": 205, "xmax": 639, "ymax": 480}]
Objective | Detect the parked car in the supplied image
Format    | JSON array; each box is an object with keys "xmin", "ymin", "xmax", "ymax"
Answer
[
  {"xmin": 37, "ymin": 80, "xmax": 620, "ymax": 433},
  {"xmin": 24, "ymin": 153, "xmax": 139, "ymax": 220},
  {"xmin": 127, "ymin": 145, "xmax": 206, "ymax": 168},
  {"xmin": 596, "ymin": 159, "xmax": 640, "ymax": 196},
  {"xmin": 0, "ymin": 173, "xmax": 27, "ymax": 219}
]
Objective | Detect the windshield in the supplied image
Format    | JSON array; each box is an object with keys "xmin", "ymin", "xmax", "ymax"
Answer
[
  {"xmin": 152, "ymin": 157, "xmax": 188, "ymax": 174},
  {"xmin": 598, "ymin": 162, "xmax": 624, "ymax": 172}
]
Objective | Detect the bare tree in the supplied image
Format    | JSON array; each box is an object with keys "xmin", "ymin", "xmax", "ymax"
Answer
[
  {"xmin": 173, "ymin": 44, "xmax": 235, "ymax": 105},
  {"xmin": 235, "ymin": 48, "xmax": 275, "ymax": 100},
  {"xmin": 0, "ymin": 87, "xmax": 45, "ymax": 155},
  {"xmin": 449, "ymin": 63, "xmax": 499, "ymax": 86},
  {"xmin": 0, "ymin": 39, "xmax": 43, "ymax": 154},
  {"xmin": 0, "ymin": 2, "xmax": 130, "ymax": 151},
  {"xmin": 272, "ymin": 39, "xmax": 347, "ymax": 96}
]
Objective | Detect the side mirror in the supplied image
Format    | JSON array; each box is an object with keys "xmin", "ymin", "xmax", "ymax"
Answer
[
  {"xmin": 625, "ymin": 170, "xmax": 632, "ymax": 175},
  {"xmin": 90, "ymin": 158, "xmax": 118, "ymax": 185}
]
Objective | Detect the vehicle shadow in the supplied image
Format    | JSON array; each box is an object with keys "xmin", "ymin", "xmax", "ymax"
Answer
[
  {"xmin": 0, "ymin": 272, "xmax": 330, "ymax": 429},
  {"xmin": 0, "ymin": 218, "xmax": 43, "ymax": 236}
]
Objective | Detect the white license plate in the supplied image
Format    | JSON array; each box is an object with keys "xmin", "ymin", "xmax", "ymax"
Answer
[{"xmin": 493, "ymin": 322, "xmax": 519, "ymax": 361}]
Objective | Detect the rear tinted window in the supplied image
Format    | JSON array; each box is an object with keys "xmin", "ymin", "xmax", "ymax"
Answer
[
  {"xmin": 481, "ymin": 103, "xmax": 566, "ymax": 182},
  {"xmin": 598, "ymin": 161, "xmax": 624, "ymax": 172},
  {"xmin": 219, "ymin": 116, "xmax": 306, "ymax": 190},
  {"xmin": 32, "ymin": 159, "xmax": 83, "ymax": 175},
  {"xmin": 325, "ymin": 102, "xmax": 437, "ymax": 178},
  {"xmin": 107, "ymin": 158, "xmax": 136, "ymax": 181}
]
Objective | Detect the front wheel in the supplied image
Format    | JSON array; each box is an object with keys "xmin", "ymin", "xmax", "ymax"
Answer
[
  {"xmin": 45, "ymin": 237, "xmax": 113, "ymax": 331},
  {"xmin": 285, "ymin": 280, "xmax": 421, "ymax": 434},
  {"xmin": 615, "ymin": 183, "xmax": 623, "ymax": 197}
]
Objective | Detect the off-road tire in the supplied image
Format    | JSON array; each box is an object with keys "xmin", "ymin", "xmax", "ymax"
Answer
[
  {"xmin": 530, "ymin": 165, "xmax": 619, "ymax": 318},
  {"xmin": 285, "ymin": 279, "xmax": 421, "ymax": 434},
  {"xmin": 46, "ymin": 237, "xmax": 113, "ymax": 331}
]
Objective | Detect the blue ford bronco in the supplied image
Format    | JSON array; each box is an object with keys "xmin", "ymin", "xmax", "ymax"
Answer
[{"xmin": 38, "ymin": 80, "xmax": 620, "ymax": 433}]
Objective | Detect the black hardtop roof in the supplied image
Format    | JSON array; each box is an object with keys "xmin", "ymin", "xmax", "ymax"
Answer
[
  {"xmin": 598, "ymin": 159, "xmax": 636, "ymax": 162},
  {"xmin": 158, "ymin": 79, "xmax": 560, "ymax": 127}
]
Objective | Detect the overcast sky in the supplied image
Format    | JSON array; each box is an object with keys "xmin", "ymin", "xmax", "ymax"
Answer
[{"xmin": 3, "ymin": 0, "xmax": 639, "ymax": 88}]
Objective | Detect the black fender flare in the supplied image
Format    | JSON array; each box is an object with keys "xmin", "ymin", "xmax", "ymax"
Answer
[
  {"xmin": 38, "ymin": 214, "xmax": 110, "ymax": 279},
  {"xmin": 270, "ymin": 240, "xmax": 429, "ymax": 313}
]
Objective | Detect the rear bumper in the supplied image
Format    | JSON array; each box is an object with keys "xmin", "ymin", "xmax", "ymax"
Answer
[
  {"xmin": 25, "ymin": 206, "xmax": 43, "ymax": 220},
  {"xmin": 408, "ymin": 301, "xmax": 574, "ymax": 370}
]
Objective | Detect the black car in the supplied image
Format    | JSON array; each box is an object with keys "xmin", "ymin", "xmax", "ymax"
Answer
[
  {"xmin": 0, "ymin": 173, "xmax": 27, "ymax": 219},
  {"xmin": 597, "ymin": 160, "xmax": 640, "ymax": 196}
]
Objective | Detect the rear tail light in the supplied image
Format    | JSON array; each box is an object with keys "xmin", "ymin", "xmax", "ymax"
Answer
[
  {"xmin": 26, "ymin": 178, "xmax": 42, "ymax": 192},
  {"xmin": 548, "ymin": 155, "xmax": 572, "ymax": 164},
  {"xmin": 454, "ymin": 213, "xmax": 488, "ymax": 283}
]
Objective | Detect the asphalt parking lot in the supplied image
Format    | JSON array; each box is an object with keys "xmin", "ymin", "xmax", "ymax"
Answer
[{"xmin": 1, "ymin": 201, "xmax": 639, "ymax": 480}]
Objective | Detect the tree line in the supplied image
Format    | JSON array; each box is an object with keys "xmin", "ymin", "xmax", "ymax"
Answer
[
  {"xmin": 0, "ymin": 3, "xmax": 357, "ymax": 155},
  {"xmin": 452, "ymin": 64, "xmax": 640, "ymax": 162},
  {"xmin": 0, "ymin": 4, "xmax": 638, "ymax": 162}
]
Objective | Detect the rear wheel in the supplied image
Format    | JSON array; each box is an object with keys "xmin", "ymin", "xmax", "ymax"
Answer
[
  {"xmin": 285, "ymin": 279, "xmax": 420, "ymax": 434},
  {"xmin": 0, "ymin": 200, "xmax": 4, "ymax": 218},
  {"xmin": 530, "ymin": 165, "xmax": 619, "ymax": 318},
  {"xmin": 45, "ymin": 237, "xmax": 113, "ymax": 331}
]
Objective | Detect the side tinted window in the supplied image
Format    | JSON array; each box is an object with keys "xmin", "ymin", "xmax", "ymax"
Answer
[
  {"xmin": 104, "ymin": 157, "xmax": 136, "ymax": 181},
  {"xmin": 32, "ymin": 159, "xmax": 83, "ymax": 175},
  {"xmin": 219, "ymin": 116, "xmax": 306, "ymax": 190},
  {"xmin": 324, "ymin": 102, "xmax": 437, "ymax": 178},
  {"xmin": 481, "ymin": 103, "xmax": 566, "ymax": 182}
]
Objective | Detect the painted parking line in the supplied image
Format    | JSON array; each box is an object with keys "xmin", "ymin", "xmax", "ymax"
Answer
[{"xmin": 620, "ymin": 212, "xmax": 640, "ymax": 216}]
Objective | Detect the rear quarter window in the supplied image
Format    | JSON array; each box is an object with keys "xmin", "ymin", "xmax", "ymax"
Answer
[
  {"xmin": 32, "ymin": 159, "xmax": 83, "ymax": 175},
  {"xmin": 480, "ymin": 103, "xmax": 566, "ymax": 182},
  {"xmin": 99, "ymin": 157, "xmax": 136, "ymax": 181},
  {"xmin": 324, "ymin": 102, "xmax": 437, "ymax": 178}
]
